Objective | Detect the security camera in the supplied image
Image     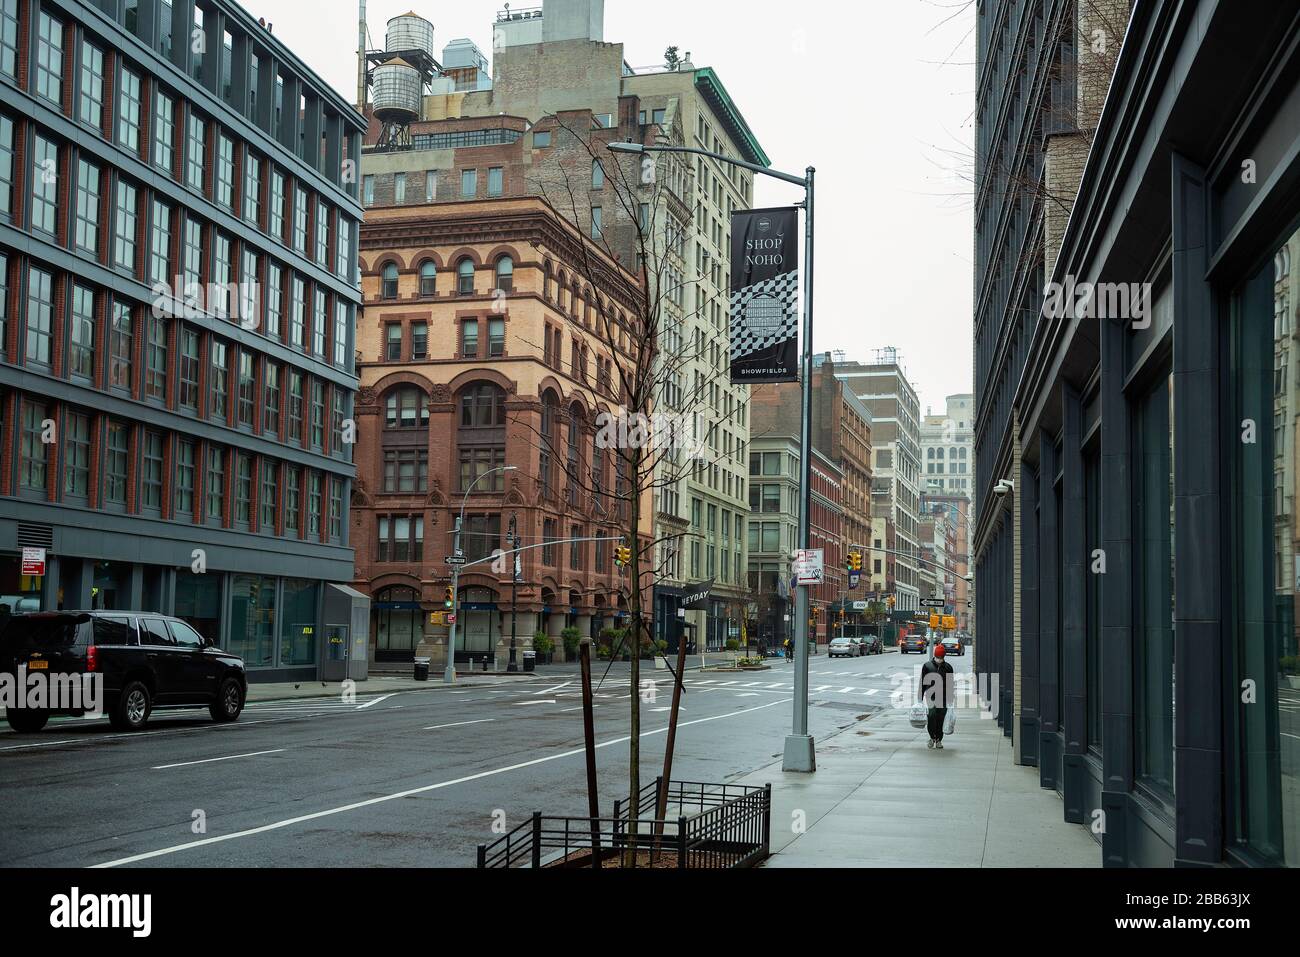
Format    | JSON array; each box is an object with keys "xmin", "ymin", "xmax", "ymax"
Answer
[{"xmin": 994, "ymin": 479, "xmax": 1014, "ymax": 495}]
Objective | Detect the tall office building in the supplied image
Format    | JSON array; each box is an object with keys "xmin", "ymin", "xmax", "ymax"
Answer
[
  {"xmin": 921, "ymin": 394, "xmax": 974, "ymax": 507},
  {"xmin": 833, "ymin": 351, "xmax": 922, "ymax": 611},
  {"xmin": 0, "ymin": 0, "xmax": 366, "ymax": 682}
]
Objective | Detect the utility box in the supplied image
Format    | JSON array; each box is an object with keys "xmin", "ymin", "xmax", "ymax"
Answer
[{"xmin": 321, "ymin": 584, "xmax": 371, "ymax": 682}]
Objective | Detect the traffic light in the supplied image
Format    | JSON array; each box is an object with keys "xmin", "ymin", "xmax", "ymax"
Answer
[
  {"xmin": 851, "ymin": 552, "xmax": 863, "ymax": 572},
  {"xmin": 614, "ymin": 542, "xmax": 632, "ymax": 568},
  {"xmin": 443, "ymin": 586, "xmax": 454, "ymax": 610},
  {"xmin": 887, "ymin": 594, "xmax": 896, "ymax": 608}
]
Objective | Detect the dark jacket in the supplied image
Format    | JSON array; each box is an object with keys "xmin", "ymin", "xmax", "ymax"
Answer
[{"xmin": 918, "ymin": 657, "xmax": 954, "ymax": 708}]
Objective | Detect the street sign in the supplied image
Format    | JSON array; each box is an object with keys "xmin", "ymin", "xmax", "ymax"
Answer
[
  {"xmin": 852, "ymin": 600, "xmax": 869, "ymax": 611},
  {"xmin": 447, "ymin": 614, "xmax": 457, "ymax": 625},
  {"xmin": 793, "ymin": 549, "xmax": 824, "ymax": 585},
  {"xmin": 848, "ymin": 570, "xmax": 861, "ymax": 590},
  {"xmin": 20, "ymin": 547, "xmax": 45, "ymax": 576},
  {"xmin": 920, "ymin": 598, "xmax": 945, "ymax": 608},
  {"xmin": 445, "ymin": 555, "xmax": 466, "ymax": 566}
]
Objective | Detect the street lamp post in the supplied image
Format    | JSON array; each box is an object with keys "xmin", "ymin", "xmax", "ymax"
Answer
[
  {"xmin": 444, "ymin": 465, "xmax": 518, "ymax": 684},
  {"xmin": 507, "ymin": 512, "xmax": 520, "ymax": 673},
  {"xmin": 608, "ymin": 141, "xmax": 817, "ymax": 771}
]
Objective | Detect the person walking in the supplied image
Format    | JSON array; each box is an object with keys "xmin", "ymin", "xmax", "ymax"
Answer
[{"xmin": 919, "ymin": 642, "xmax": 954, "ymax": 749}]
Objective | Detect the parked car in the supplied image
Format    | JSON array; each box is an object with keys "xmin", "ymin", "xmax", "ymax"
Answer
[
  {"xmin": 860, "ymin": 633, "xmax": 884, "ymax": 655},
  {"xmin": 0, "ymin": 611, "xmax": 247, "ymax": 733},
  {"xmin": 828, "ymin": 636, "xmax": 861, "ymax": 658},
  {"xmin": 940, "ymin": 632, "xmax": 965, "ymax": 657},
  {"xmin": 899, "ymin": 633, "xmax": 928, "ymax": 655}
]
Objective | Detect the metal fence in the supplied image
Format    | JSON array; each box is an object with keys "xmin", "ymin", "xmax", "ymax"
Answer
[{"xmin": 476, "ymin": 780, "xmax": 771, "ymax": 869}]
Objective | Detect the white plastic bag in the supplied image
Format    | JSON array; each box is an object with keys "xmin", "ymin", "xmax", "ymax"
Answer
[
  {"xmin": 943, "ymin": 707, "xmax": 956, "ymax": 735},
  {"xmin": 909, "ymin": 702, "xmax": 927, "ymax": 729}
]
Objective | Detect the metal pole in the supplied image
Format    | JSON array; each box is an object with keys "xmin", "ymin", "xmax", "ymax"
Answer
[
  {"xmin": 579, "ymin": 639, "xmax": 601, "ymax": 867},
  {"xmin": 508, "ymin": 513, "xmax": 519, "ymax": 672},
  {"xmin": 654, "ymin": 632, "xmax": 690, "ymax": 847},
  {"xmin": 784, "ymin": 167, "xmax": 816, "ymax": 773},
  {"xmin": 443, "ymin": 516, "xmax": 462, "ymax": 684}
]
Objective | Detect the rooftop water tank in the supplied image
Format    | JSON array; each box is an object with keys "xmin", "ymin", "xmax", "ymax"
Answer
[
  {"xmin": 372, "ymin": 57, "xmax": 421, "ymax": 124},
  {"xmin": 386, "ymin": 11, "xmax": 435, "ymax": 59}
]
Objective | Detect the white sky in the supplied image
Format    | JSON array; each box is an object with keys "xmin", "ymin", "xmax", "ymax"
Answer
[{"xmin": 248, "ymin": 0, "xmax": 976, "ymax": 415}]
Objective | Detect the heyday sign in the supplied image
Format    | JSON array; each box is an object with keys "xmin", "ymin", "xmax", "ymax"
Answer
[{"xmin": 729, "ymin": 207, "xmax": 799, "ymax": 383}]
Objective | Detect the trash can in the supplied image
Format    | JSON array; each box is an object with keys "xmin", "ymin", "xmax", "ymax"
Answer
[
  {"xmin": 522, "ymin": 651, "xmax": 536, "ymax": 673},
  {"xmin": 413, "ymin": 658, "xmax": 430, "ymax": 681}
]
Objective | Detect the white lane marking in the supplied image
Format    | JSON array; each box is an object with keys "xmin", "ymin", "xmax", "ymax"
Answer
[
  {"xmin": 766, "ymin": 682, "xmax": 787, "ymax": 689},
  {"xmin": 649, "ymin": 706, "xmax": 686, "ymax": 713},
  {"xmin": 838, "ymin": 687, "xmax": 854, "ymax": 693},
  {"xmin": 355, "ymin": 694, "xmax": 398, "ymax": 711},
  {"xmin": 715, "ymin": 680, "xmax": 740, "ymax": 686},
  {"xmin": 0, "ymin": 711, "xmax": 353, "ymax": 753},
  {"xmin": 92, "ymin": 697, "xmax": 791, "ymax": 868},
  {"xmin": 515, "ymin": 700, "xmax": 556, "ymax": 706},
  {"xmin": 560, "ymin": 705, "xmax": 600, "ymax": 712},
  {"xmin": 733, "ymin": 693, "xmax": 759, "ymax": 698},
  {"xmin": 152, "ymin": 749, "xmax": 285, "ymax": 771},
  {"xmin": 813, "ymin": 685, "xmax": 833, "ymax": 692},
  {"xmin": 535, "ymin": 682, "xmax": 571, "ymax": 695},
  {"xmin": 424, "ymin": 719, "xmax": 496, "ymax": 731},
  {"xmin": 865, "ymin": 689, "xmax": 880, "ymax": 696}
]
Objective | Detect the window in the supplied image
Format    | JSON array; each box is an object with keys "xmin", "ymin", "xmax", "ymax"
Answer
[
  {"xmin": 145, "ymin": 316, "xmax": 167, "ymax": 400},
  {"xmin": 489, "ymin": 318, "xmax": 505, "ymax": 357},
  {"xmin": 237, "ymin": 351, "xmax": 254, "ymax": 427},
  {"xmin": 1084, "ymin": 440, "xmax": 1102, "ymax": 753},
  {"xmin": 104, "ymin": 421, "xmax": 128, "ymax": 505},
  {"xmin": 114, "ymin": 181, "xmax": 138, "ymax": 271},
  {"xmin": 149, "ymin": 199, "xmax": 172, "ymax": 286},
  {"xmin": 533, "ymin": 130, "xmax": 551, "ymax": 148},
  {"xmin": 385, "ymin": 323, "xmax": 402, "ymax": 361},
  {"xmin": 593, "ymin": 113, "xmax": 613, "ymax": 129},
  {"xmin": 382, "ymin": 263, "xmax": 399, "ymax": 300},
  {"xmin": 19, "ymin": 401, "xmax": 48, "ymax": 491},
  {"xmin": 293, "ymin": 184, "xmax": 308, "ymax": 252},
  {"xmin": 234, "ymin": 453, "xmax": 252, "ymax": 524},
  {"xmin": 79, "ymin": 41, "xmax": 105, "ymax": 128},
  {"xmin": 312, "ymin": 288, "xmax": 326, "ymax": 357},
  {"xmin": 495, "ymin": 257, "xmax": 513, "ymax": 293},
  {"xmin": 30, "ymin": 135, "xmax": 58, "ymax": 235},
  {"xmin": 211, "ymin": 232, "xmax": 231, "ymax": 317},
  {"xmin": 462, "ymin": 514, "xmax": 500, "ymax": 564},
  {"xmin": 425, "ymin": 170, "xmax": 436, "ymax": 202},
  {"xmin": 24, "ymin": 266, "xmax": 52, "ymax": 366},
  {"xmin": 457, "ymin": 259, "xmax": 474, "ymax": 295},
  {"xmin": 36, "ymin": 12, "xmax": 63, "ymax": 105},
  {"xmin": 385, "ymin": 387, "xmax": 427, "ymax": 429},
  {"xmin": 412, "ymin": 321, "xmax": 428, "ymax": 360},
  {"xmin": 310, "ymin": 380, "xmax": 325, "ymax": 448},
  {"xmin": 591, "ymin": 160, "xmax": 604, "ymax": 189},
  {"xmin": 186, "ymin": 113, "xmax": 206, "ymax": 192},
  {"xmin": 215, "ymin": 133, "xmax": 234, "ymax": 208},
  {"xmin": 244, "ymin": 151, "xmax": 261, "ymax": 222},
  {"xmin": 118, "ymin": 68, "xmax": 142, "ymax": 151},
  {"xmin": 182, "ymin": 216, "xmax": 202, "ymax": 293},
  {"xmin": 270, "ymin": 168, "xmax": 286, "ymax": 237},
  {"xmin": 316, "ymin": 200, "xmax": 328, "ymax": 265},
  {"xmin": 285, "ymin": 468, "xmax": 300, "ymax": 533},
  {"xmin": 570, "ymin": 526, "xmax": 583, "ymax": 570},
  {"xmin": 384, "ymin": 449, "xmax": 428, "ymax": 493},
  {"xmin": 0, "ymin": 115, "xmax": 13, "ymax": 220},
  {"xmin": 307, "ymin": 472, "xmax": 322, "ymax": 537},
  {"xmin": 69, "ymin": 285, "xmax": 94, "ymax": 379},
  {"xmin": 209, "ymin": 340, "xmax": 228, "ymax": 421},
  {"xmin": 142, "ymin": 431, "xmax": 164, "ymax": 511},
  {"xmin": 488, "ymin": 166, "xmax": 503, "ymax": 196},
  {"xmin": 337, "ymin": 218, "xmax": 351, "ymax": 279},
  {"xmin": 263, "ymin": 362, "xmax": 280, "ymax": 434},
  {"xmin": 154, "ymin": 90, "xmax": 175, "ymax": 171},
  {"xmin": 394, "ymin": 172, "xmax": 406, "ymax": 204},
  {"xmin": 462, "ymin": 319, "xmax": 478, "ymax": 357},
  {"xmin": 362, "ymin": 174, "xmax": 374, "ymax": 207},
  {"xmin": 205, "ymin": 446, "xmax": 225, "ymax": 523},
  {"xmin": 329, "ymin": 478, "xmax": 343, "ymax": 540},
  {"xmin": 288, "ymin": 370, "xmax": 304, "ymax": 440},
  {"xmin": 591, "ymin": 206, "xmax": 602, "ymax": 239},
  {"xmin": 377, "ymin": 515, "xmax": 424, "ymax": 563},
  {"xmin": 290, "ymin": 276, "xmax": 305, "ymax": 347},
  {"xmin": 334, "ymin": 302, "xmax": 349, "ymax": 368},
  {"xmin": 260, "ymin": 459, "xmax": 278, "ymax": 530},
  {"xmin": 0, "ymin": 0, "xmax": 16, "ymax": 79},
  {"xmin": 419, "ymin": 261, "xmax": 437, "ymax": 297},
  {"xmin": 62, "ymin": 410, "xmax": 90, "ymax": 498},
  {"xmin": 174, "ymin": 439, "xmax": 196, "ymax": 518},
  {"xmin": 461, "ymin": 169, "xmax": 477, "ymax": 197}
]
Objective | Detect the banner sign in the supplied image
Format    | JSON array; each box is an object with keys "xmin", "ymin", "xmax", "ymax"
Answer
[
  {"xmin": 729, "ymin": 207, "xmax": 799, "ymax": 383},
  {"xmin": 683, "ymin": 579, "xmax": 715, "ymax": 611}
]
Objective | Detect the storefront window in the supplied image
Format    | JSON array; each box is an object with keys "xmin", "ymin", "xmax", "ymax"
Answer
[
  {"xmin": 229, "ymin": 574, "xmax": 276, "ymax": 667},
  {"xmin": 1229, "ymin": 229, "xmax": 1299, "ymax": 866},
  {"xmin": 280, "ymin": 578, "xmax": 319, "ymax": 666},
  {"xmin": 1134, "ymin": 369, "xmax": 1175, "ymax": 801},
  {"xmin": 374, "ymin": 586, "xmax": 420, "ymax": 661},
  {"xmin": 175, "ymin": 570, "xmax": 220, "ymax": 646}
]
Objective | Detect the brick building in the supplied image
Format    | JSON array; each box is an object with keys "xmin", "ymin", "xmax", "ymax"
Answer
[
  {"xmin": 0, "ymin": 0, "xmax": 366, "ymax": 682},
  {"xmin": 353, "ymin": 194, "xmax": 650, "ymax": 666}
]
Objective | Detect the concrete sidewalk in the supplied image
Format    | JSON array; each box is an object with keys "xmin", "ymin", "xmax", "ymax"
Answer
[{"xmin": 736, "ymin": 700, "xmax": 1100, "ymax": 868}]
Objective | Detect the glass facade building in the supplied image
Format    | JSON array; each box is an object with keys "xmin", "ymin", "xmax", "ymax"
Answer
[{"xmin": 0, "ymin": 0, "xmax": 365, "ymax": 681}]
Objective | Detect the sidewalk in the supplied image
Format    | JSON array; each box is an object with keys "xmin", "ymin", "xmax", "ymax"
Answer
[{"xmin": 736, "ymin": 700, "xmax": 1100, "ymax": 868}]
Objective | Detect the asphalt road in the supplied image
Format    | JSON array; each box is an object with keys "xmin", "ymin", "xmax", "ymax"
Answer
[{"xmin": 0, "ymin": 650, "xmax": 940, "ymax": 868}]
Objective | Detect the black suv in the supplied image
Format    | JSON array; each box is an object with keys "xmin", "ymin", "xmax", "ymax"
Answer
[{"xmin": 0, "ymin": 611, "xmax": 247, "ymax": 733}]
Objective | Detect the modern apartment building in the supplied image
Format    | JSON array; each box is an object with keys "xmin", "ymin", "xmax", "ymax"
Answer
[
  {"xmin": 833, "ymin": 351, "xmax": 923, "ymax": 611},
  {"xmin": 357, "ymin": 0, "xmax": 765, "ymax": 652},
  {"xmin": 976, "ymin": 0, "xmax": 1298, "ymax": 866},
  {"xmin": 0, "ymin": 0, "xmax": 366, "ymax": 682}
]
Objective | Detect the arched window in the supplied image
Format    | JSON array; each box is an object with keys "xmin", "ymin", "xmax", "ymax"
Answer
[
  {"xmin": 495, "ymin": 256, "xmax": 514, "ymax": 293},
  {"xmin": 539, "ymin": 391, "xmax": 558, "ymax": 496},
  {"xmin": 384, "ymin": 387, "xmax": 428, "ymax": 429},
  {"xmin": 458, "ymin": 383, "xmax": 507, "ymax": 492},
  {"xmin": 544, "ymin": 260, "xmax": 554, "ymax": 301},
  {"xmin": 381, "ymin": 262, "xmax": 399, "ymax": 300},
  {"xmin": 419, "ymin": 261, "xmax": 437, "ymax": 297},
  {"xmin": 457, "ymin": 258, "xmax": 475, "ymax": 295}
]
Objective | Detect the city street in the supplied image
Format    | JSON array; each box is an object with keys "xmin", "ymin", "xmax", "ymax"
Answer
[{"xmin": 0, "ymin": 652, "xmax": 930, "ymax": 868}]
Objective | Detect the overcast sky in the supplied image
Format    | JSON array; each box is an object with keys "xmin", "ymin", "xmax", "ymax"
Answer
[{"xmin": 249, "ymin": 0, "xmax": 976, "ymax": 415}]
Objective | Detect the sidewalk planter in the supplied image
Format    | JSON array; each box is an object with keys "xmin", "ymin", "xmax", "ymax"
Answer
[{"xmin": 475, "ymin": 780, "xmax": 771, "ymax": 869}]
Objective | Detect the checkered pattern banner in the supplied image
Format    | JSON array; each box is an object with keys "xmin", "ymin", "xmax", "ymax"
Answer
[{"xmin": 729, "ymin": 207, "xmax": 800, "ymax": 383}]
